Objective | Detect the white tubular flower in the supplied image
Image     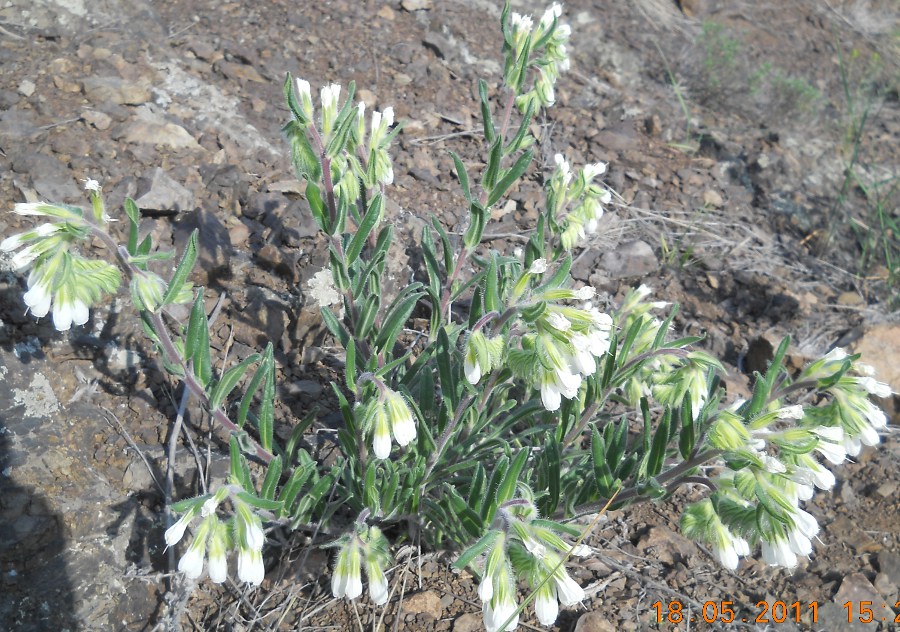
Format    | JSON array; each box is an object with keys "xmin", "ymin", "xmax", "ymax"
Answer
[
  {"xmin": 52, "ymin": 289, "xmax": 89, "ymax": 332},
  {"xmin": 529, "ymin": 258, "xmax": 548, "ymax": 274},
  {"xmin": 761, "ymin": 536, "xmax": 797, "ymax": 569},
  {"xmin": 574, "ymin": 286, "xmax": 595, "ymax": 301},
  {"xmin": 539, "ymin": 364, "xmax": 581, "ymax": 412},
  {"xmin": 464, "ymin": 330, "xmax": 490, "ymax": 384},
  {"xmin": 465, "ymin": 349, "xmax": 483, "ymax": 384},
  {"xmin": 371, "ymin": 402, "xmax": 392, "ymax": 460},
  {"xmin": 206, "ymin": 518, "xmax": 229, "ymax": 584},
  {"xmin": 546, "ymin": 311, "xmax": 571, "ymax": 332},
  {"xmin": 484, "ymin": 598, "xmax": 519, "ymax": 632},
  {"xmin": 83, "ymin": 178, "xmax": 101, "ymax": 192},
  {"xmin": 207, "ymin": 546, "xmax": 228, "ymax": 584},
  {"xmin": 582, "ymin": 162, "xmax": 607, "ymax": 181},
  {"xmin": 23, "ymin": 277, "xmax": 52, "ymax": 318},
  {"xmin": 13, "ymin": 202, "xmax": 82, "ymax": 220},
  {"xmin": 554, "ymin": 571, "xmax": 584, "ymax": 606},
  {"xmin": 857, "ymin": 376, "xmax": 892, "ymax": 398},
  {"xmin": 811, "ymin": 426, "xmax": 847, "ymax": 465},
  {"xmin": 711, "ymin": 521, "xmax": 750, "ymax": 571},
  {"xmin": 295, "ymin": 77, "xmax": 314, "ymax": 120},
  {"xmin": 535, "ymin": 584, "xmax": 558, "ymax": 626},
  {"xmin": 384, "ymin": 388, "xmax": 416, "ymax": 448},
  {"xmin": 165, "ymin": 509, "xmax": 196, "ymax": 547},
  {"xmin": 237, "ymin": 548, "xmax": 265, "ymax": 586},
  {"xmin": 178, "ymin": 543, "xmax": 205, "ymax": 579},
  {"xmin": 567, "ymin": 334, "xmax": 597, "ymax": 376},
  {"xmin": 332, "ymin": 539, "xmax": 363, "ymax": 600},
  {"xmin": 364, "ymin": 551, "xmax": 389, "ymax": 606}
]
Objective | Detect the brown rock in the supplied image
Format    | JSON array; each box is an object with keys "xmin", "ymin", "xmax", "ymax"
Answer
[
  {"xmin": 702, "ymin": 189, "xmax": 724, "ymax": 207},
  {"xmin": 850, "ymin": 322, "xmax": 900, "ymax": 395},
  {"xmin": 82, "ymin": 76, "xmax": 151, "ymax": 106},
  {"xmin": 81, "ymin": 109, "xmax": 112, "ymax": 131},
  {"xmin": 452, "ymin": 613, "xmax": 483, "ymax": 632},
  {"xmin": 401, "ymin": 590, "xmax": 442, "ymax": 619},
  {"xmin": 574, "ymin": 612, "xmax": 618, "ymax": 632},
  {"xmin": 638, "ymin": 526, "xmax": 696, "ymax": 565}
]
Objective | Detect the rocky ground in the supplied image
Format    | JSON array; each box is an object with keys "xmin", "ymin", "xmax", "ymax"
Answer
[{"xmin": 0, "ymin": 0, "xmax": 898, "ymax": 630}]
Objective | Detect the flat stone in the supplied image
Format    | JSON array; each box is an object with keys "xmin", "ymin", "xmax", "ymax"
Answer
[
  {"xmin": 401, "ymin": 590, "xmax": 442, "ymax": 619},
  {"xmin": 17, "ymin": 79, "xmax": 36, "ymax": 97},
  {"xmin": 574, "ymin": 612, "xmax": 618, "ymax": 632},
  {"xmin": 117, "ymin": 106, "xmax": 201, "ymax": 151},
  {"xmin": 82, "ymin": 76, "xmax": 151, "ymax": 106},
  {"xmin": 598, "ymin": 239, "xmax": 658, "ymax": 278},
  {"xmin": 703, "ymin": 189, "xmax": 724, "ymax": 207},
  {"xmin": 81, "ymin": 109, "xmax": 112, "ymax": 131},
  {"xmin": 134, "ymin": 167, "xmax": 195, "ymax": 212},
  {"xmin": 401, "ymin": 0, "xmax": 432, "ymax": 10},
  {"xmin": 452, "ymin": 613, "xmax": 483, "ymax": 632}
]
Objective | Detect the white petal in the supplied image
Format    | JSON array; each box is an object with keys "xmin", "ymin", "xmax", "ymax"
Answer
[
  {"xmin": 368, "ymin": 573, "xmax": 389, "ymax": 606},
  {"xmin": 53, "ymin": 301, "xmax": 74, "ymax": 331},
  {"xmin": 372, "ymin": 430, "xmax": 391, "ymax": 459},
  {"xmin": 464, "ymin": 356, "xmax": 482, "ymax": 384},
  {"xmin": 391, "ymin": 415, "xmax": 416, "ymax": 447},
  {"xmin": 208, "ymin": 552, "xmax": 228, "ymax": 583},
  {"xmin": 541, "ymin": 382, "xmax": 562, "ymax": 412},
  {"xmin": 178, "ymin": 547, "xmax": 204, "ymax": 579},
  {"xmin": 715, "ymin": 543, "xmax": 739, "ymax": 570},
  {"xmin": 71, "ymin": 299, "xmax": 89, "ymax": 326},
  {"xmin": 24, "ymin": 284, "xmax": 52, "ymax": 318},
  {"xmin": 554, "ymin": 574, "xmax": 584, "ymax": 605},
  {"xmin": 0, "ymin": 233, "xmax": 25, "ymax": 251},
  {"xmin": 478, "ymin": 576, "xmax": 493, "ymax": 602},
  {"xmin": 165, "ymin": 515, "xmax": 190, "ymax": 546},
  {"xmin": 535, "ymin": 589, "xmax": 559, "ymax": 625}
]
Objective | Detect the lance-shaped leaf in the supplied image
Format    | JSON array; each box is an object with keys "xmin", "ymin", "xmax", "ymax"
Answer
[
  {"xmin": 124, "ymin": 198, "xmax": 141, "ymax": 257},
  {"xmin": 454, "ymin": 529, "xmax": 503, "ymax": 570},
  {"xmin": 259, "ymin": 455, "xmax": 283, "ymax": 501},
  {"xmin": 186, "ymin": 291, "xmax": 212, "ymax": 388},
  {"xmin": 209, "ymin": 354, "xmax": 261, "ymax": 411},
  {"xmin": 646, "ymin": 408, "xmax": 673, "ymax": 479},
  {"xmin": 258, "ymin": 343, "xmax": 276, "ymax": 452},
  {"xmin": 478, "ymin": 79, "xmax": 496, "ymax": 144},
  {"xmin": 451, "ymin": 152, "xmax": 472, "ymax": 203},
  {"xmin": 487, "ymin": 148, "xmax": 533, "ymax": 208},
  {"xmin": 162, "ymin": 229, "xmax": 198, "ymax": 306},
  {"xmin": 238, "ymin": 343, "xmax": 273, "ymax": 429},
  {"xmin": 229, "ymin": 434, "xmax": 253, "ymax": 491},
  {"xmin": 374, "ymin": 283, "xmax": 424, "ymax": 353},
  {"xmin": 346, "ymin": 193, "xmax": 383, "ymax": 266}
]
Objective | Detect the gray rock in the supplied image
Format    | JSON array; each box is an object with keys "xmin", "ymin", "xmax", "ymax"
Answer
[
  {"xmin": 598, "ymin": 239, "xmax": 658, "ymax": 278},
  {"xmin": 116, "ymin": 106, "xmax": 201, "ymax": 151},
  {"xmin": 135, "ymin": 167, "xmax": 195, "ymax": 212}
]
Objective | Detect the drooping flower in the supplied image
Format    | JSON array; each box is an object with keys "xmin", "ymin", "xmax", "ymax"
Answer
[{"xmin": 332, "ymin": 537, "xmax": 363, "ymax": 600}]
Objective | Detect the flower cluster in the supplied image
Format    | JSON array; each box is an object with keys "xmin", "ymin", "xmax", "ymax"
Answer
[
  {"xmin": 546, "ymin": 154, "xmax": 612, "ymax": 250},
  {"xmin": 682, "ymin": 345, "xmax": 892, "ymax": 571},
  {"xmin": 478, "ymin": 498, "xmax": 588, "ymax": 630},
  {"xmin": 0, "ymin": 192, "xmax": 121, "ymax": 331},
  {"xmin": 286, "ymin": 77, "xmax": 396, "ymax": 215},
  {"xmin": 331, "ymin": 521, "xmax": 392, "ymax": 606},
  {"xmin": 361, "ymin": 383, "xmax": 417, "ymax": 459},
  {"xmin": 504, "ymin": 3, "xmax": 571, "ymax": 112},
  {"xmin": 165, "ymin": 487, "xmax": 266, "ymax": 585},
  {"xmin": 464, "ymin": 329, "xmax": 506, "ymax": 384},
  {"xmin": 501, "ymin": 259, "xmax": 614, "ymax": 411}
]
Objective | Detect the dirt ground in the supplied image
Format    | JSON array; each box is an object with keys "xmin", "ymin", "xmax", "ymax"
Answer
[{"xmin": 0, "ymin": 0, "xmax": 898, "ymax": 630}]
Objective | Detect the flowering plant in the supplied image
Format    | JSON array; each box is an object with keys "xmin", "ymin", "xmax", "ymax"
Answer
[{"xmin": 1, "ymin": 2, "xmax": 892, "ymax": 630}]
